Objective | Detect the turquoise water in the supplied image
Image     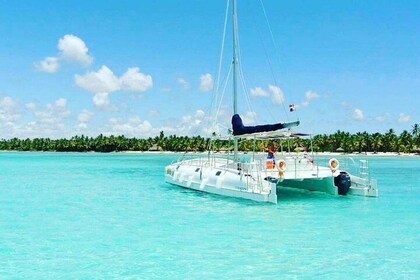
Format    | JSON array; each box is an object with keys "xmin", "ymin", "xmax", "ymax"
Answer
[{"xmin": 0, "ymin": 152, "xmax": 419, "ymax": 279}]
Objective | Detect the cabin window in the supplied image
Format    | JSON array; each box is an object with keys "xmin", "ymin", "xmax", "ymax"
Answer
[
  {"xmin": 195, "ymin": 168, "xmax": 200, "ymax": 172},
  {"xmin": 215, "ymin": 171, "xmax": 222, "ymax": 176}
]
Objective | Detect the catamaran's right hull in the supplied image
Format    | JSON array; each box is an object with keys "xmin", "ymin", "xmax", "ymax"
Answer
[
  {"xmin": 276, "ymin": 173, "xmax": 378, "ymax": 197},
  {"xmin": 277, "ymin": 177, "xmax": 338, "ymax": 195}
]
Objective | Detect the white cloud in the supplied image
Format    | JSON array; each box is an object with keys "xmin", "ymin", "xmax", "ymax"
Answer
[
  {"xmin": 160, "ymin": 87, "xmax": 172, "ymax": 92},
  {"xmin": 106, "ymin": 116, "xmax": 153, "ymax": 137},
  {"xmin": 77, "ymin": 123, "xmax": 88, "ymax": 130},
  {"xmin": 3, "ymin": 99, "xmax": 87, "ymax": 138},
  {"xmin": 55, "ymin": 98, "xmax": 67, "ymax": 108},
  {"xmin": 249, "ymin": 84, "xmax": 285, "ymax": 104},
  {"xmin": 35, "ymin": 34, "xmax": 92, "ymax": 73},
  {"xmin": 178, "ymin": 109, "xmax": 208, "ymax": 133},
  {"xmin": 269, "ymin": 85, "xmax": 284, "ymax": 105},
  {"xmin": 250, "ymin": 87, "xmax": 268, "ymax": 97},
  {"xmin": 0, "ymin": 97, "xmax": 79, "ymax": 139},
  {"xmin": 398, "ymin": 113, "xmax": 410, "ymax": 123},
  {"xmin": 78, "ymin": 109, "xmax": 94, "ymax": 123},
  {"xmin": 353, "ymin": 108, "xmax": 364, "ymax": 120},
  {"xmin": 75, "ymin": 66, "xmax": 153, "ymax": 108},
  {"xmin": 302, "ymin": 90, "xmax": 320, "ymax": 107},
  {"xmin": 149, "ymin": 109, "xmax": 160, "ymax": 117},
  {"xmin": 177, "ymin": 78, "xmax": 190, "ymax": 90},
  {"xmin": 242, "ymin": 111, "xmax": 257, "ymax": 125},
  {"xmin": 341, "ymin": 101, "xmax": 350, "ymax": 107},
  {"xmin": 25, "ymin": 102, "xmax": 37, "ymax": 110},
  {"xmin": 58, "ymin": 34, "xmax": 93, "ymax": 65},
  {"xmin": 305, "ymin": 90, "xmax": 320, "ymax": 101},
  {"xmin": 75, "ymin": 66, "xmax": 120, "ymax": 93},
  {"xmin": 35, "ymin": 57, "xmax": 60, "ymax": 73},
  {"xmin": 181, "ymin": 113, "xmax": 193, "ymax": 124},
  {"xmin": 33, "ymin": 98, "xmax": 71, "ymax": 125},
  {"xmin": 375, "ymin": 113, "xmax": 389, "ymax": 122},
  {"xmin": 120, "ymin": 67, "xmax": 153, "ymax": 92},
  {"xmin": 0, "ymin": 96, "xmax": 20, "ymax": 122},
  {"xmin": 181, "ymin": 110, "xmax": 206, "ymax": 124},
  {"xmin": 53, "ymin": 98, "xmax": 71, "ymax": 117},
  {"xmin": 195, "ymin": 109, "xmax": 205, "ymax": 118},
  {"xmin": 199, "ymin": 73, "xmax": 213, "ymax": 92},
  {"xmin": 0, "ymin": 96, "xmax": 18, "ymax": 110},
  {"xmin": 93, "ymin": 92, "xmax": 110, "ymax": 109}
]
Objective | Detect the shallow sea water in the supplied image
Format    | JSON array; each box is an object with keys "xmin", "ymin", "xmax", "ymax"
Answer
[{"xmin": 0, "ymin": 152, "xmax": 419, "ymax": 279}]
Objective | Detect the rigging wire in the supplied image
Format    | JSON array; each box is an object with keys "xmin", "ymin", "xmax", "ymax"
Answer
[
  {"xmin": 215, "ymin": 0, "xmax": 231, "ymax": 95},
  {"xmin": 238, "ymin": 58, "xmax": 256, "ymax": 123},
  {"xmin": 252, "ymin": 19, "xmax": 283, "ymax": 123},
  {"xmin": 254, "ymin": 0, "xmax": 290, "ymax": 121},
  {"xmin": 206, "ymin": 0, "xmax": 300, "ymax": 152},
  {"xmin": 209, "ymin": 0, "xmax": 231, "ymax": 136},
  {"xmin": 258, "ymin": 0, "xmax": 300, "ymax": 121},
  {"xmin": 206, "ymin": 65, "xmax": 232, "ymax": 150},
  {"xmin": 234, "ymin": 2, "xmax": 258, "ymax": 125},
  {"xmin": 215, "ymin": 64, "xmax": 233, "ymax": 132}
]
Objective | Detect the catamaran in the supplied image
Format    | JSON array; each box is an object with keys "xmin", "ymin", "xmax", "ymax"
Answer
[{"xmin": 164, "ymin": 0, "xmax": 378, "ymax": 204}]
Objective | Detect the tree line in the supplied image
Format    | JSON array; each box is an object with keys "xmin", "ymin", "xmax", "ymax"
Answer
[{"xmin": 1, "ymin": 124, "xmax": 419, "ymax": 154}]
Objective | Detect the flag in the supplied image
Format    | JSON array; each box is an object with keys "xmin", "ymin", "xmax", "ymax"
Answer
[{"xmin": 289, "ymin": 104, "xmax": 295, "ymax": 112}]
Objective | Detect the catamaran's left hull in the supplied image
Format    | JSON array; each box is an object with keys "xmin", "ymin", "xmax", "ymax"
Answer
[
  {"xmin": 165, "ymin": 175, "xmax": 277, "ymax": 203},
  {"xmin": 165, "ymin": 162, "xmax": 278, "ymax": 204}
]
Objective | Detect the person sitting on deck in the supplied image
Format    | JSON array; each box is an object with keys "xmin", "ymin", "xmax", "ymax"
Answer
[{"xmin": 265, "ymin": 142, "xmax": 277, "ymax": 163}]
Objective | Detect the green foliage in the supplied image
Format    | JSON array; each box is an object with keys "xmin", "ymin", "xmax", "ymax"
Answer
[{"xmin": 0, "ymin": 126, "xmax": 419, "ymax": 153}]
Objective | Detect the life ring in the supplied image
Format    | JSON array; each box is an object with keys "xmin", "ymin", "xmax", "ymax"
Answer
[
  {"xmin": 329, "ymin": 158, "xmax": 339, "ymax": 171},
  {"xmin": 265, "ymin": 159, "xmax": 275, "ymax": 169},
  {"xmin": 278, "ymin": 159, "xmax": 286, "ymax": 172}
]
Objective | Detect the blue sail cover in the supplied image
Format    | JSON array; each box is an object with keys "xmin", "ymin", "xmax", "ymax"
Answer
[{"xmin": 231, "ymin": 114, "xmax": 299, "ymax": 136}]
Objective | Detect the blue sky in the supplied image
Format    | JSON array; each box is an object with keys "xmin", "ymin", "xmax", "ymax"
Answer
[{"xmin": 0, "ymin": 0, "xmax": 418, "ymax": 139}]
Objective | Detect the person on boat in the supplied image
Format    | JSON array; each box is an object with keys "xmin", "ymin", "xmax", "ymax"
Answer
[{"xmin": 265, "ymin": 141, "xmax": 277, "ymax": 163}]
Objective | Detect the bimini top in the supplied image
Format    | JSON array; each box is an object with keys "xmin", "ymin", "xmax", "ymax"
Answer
[{"xmin": 231, "ymin": 114, "xmax": 300, "ymax": 136}]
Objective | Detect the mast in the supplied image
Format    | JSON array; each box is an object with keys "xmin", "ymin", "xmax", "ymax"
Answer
[{"xmin": 232, "ymin": 0, "xmax": 239, "ymax": 161}]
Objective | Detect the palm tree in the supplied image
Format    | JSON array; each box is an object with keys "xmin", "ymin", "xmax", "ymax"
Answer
[
  {"xmin": 412, "ymin": 123, "xmax": 420, "ymax": 148},
  {"xmin": 383, "ymin": 129, "xmax": 397, "ymax": 152},
  {"xmin": 371, "ymin": 132, "xmax": 382, "ymax": 153},
  {"xmin": 412, "ymin": 123, "xmax": 419, "ymax": 137},
  {"xmin": 398, "ymin": 130, "xmax": 413, "ymax": 153}
]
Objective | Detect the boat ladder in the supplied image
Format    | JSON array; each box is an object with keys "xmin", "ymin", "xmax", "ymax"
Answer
[{"xmin": 358, "ymin": 160, "xmax": 370, "ymax": 182}]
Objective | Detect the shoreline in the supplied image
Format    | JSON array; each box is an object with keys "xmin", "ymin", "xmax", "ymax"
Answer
[
  {"xmin": 123, "ymin": 151, "xmax": 419, "ymax": 157},
  {"xmin": 0, "ymin": 150, "xmax": 418, "ymax": 157}
]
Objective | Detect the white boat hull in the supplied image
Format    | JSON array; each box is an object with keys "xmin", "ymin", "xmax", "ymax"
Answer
[
  {"xmin": 164, "ymin": 155, "xmax": 378, "ymax": 204},
  {"xmin": 165, "ymin": 174, "xmax": 277, "ymax": 203},
  {"xmin": 165, "ymin": 158, "xmax": 278, "ymax": 203}
]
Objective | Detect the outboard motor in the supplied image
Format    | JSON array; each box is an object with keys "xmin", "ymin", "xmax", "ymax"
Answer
[{"xmin": 334, "ymin": 171, "xmax": 351, "ymax": 195}]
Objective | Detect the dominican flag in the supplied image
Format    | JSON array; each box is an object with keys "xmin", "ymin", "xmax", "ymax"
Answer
[{"xmin": 289, "ymin": 104, "xmax": 296, "ymax": 112}]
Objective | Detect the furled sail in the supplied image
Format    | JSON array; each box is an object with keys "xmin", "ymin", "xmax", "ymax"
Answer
[{"xmin": 231, "ymin": 114, "xmax": 300, "ymax": 136}]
